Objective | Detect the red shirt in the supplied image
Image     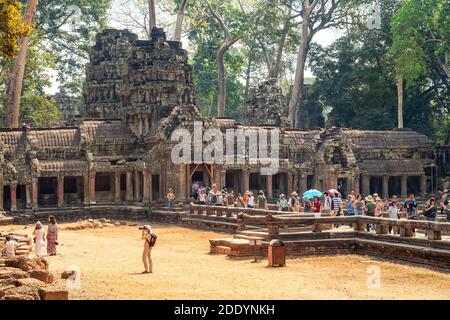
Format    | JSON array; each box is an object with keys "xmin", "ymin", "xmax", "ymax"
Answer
[{"xmin": 313, "ymin": 201, "xmax": 322, "ymax": 213}]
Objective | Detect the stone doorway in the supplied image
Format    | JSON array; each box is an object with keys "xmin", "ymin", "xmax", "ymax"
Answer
[
  {"xmin": 152, "ymin": 174, "xmax": 160, "ymax": 200},
  {"xmin": 38, "ymin": 177, "xmax": 57, "ymax": 208},
  {"xmin": 388, "ymin": 177, "xmax": 401, "ymax": 197},
  {"xmin": 64, "ymin": 176, "xmax": 84, "ymax": 206},
  {"xmin": 369, "ymin": 176, "xmax": 383, "ymax": 196},
  {"xmin": 3, "ymin": 186, "xmax": 11, "ymax": 211},
  {"xmin": 16, "ymin": 185, "xmax": 26, "ymax": 210},
  {"xmin": 407, "ymin": 176, "xmax": 421, "ymax": 196},
  {"xmin": 95, "ymin": 173, "xmax": 113, "ymax": 203}
]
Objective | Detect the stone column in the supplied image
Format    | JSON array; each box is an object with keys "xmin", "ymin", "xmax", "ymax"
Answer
[
  {"xmin": 287, "ymin": 172, "xmax": 293, "ymax": 196},
  {"xmin": 134, "ymin": 171, "xmax": 141, "ymax": 201},
  {"xmin": 420, "ymin": 174, "xmax": 427, "ymax": 198},
  {"xmin": 299, "ymin": 174, "xmax": 308, "ymax": 197},
  {"xmin": 25, "ymin": 184, "xmax": 32, "ymax": 209},
  {"xmin": 219, "ymin": 170, "xmax": 226, "ymax": 191},
  {"xmin": 32, "ymin": 178, "xmax": 39, "ymax": 209},
  {"xmin": 266, "ymin": 175, "xmax": 273, "ymax": 199},
  {"xmin": 361, "ymin": 174, "xmax": 370, "ymax": 196},
  {"xmin": 126, "ymin": 170, "xmax": 133, "ymax": 202},
  {"xmin": 114, "ymin": 172, "xmax": 121, "ymax": 203},
  {"xmin": 352, "ymin": 173, "xmax": 360, "ymax": 195},
  {"xmin": 401, "ymin": 175, "xmax": 408, "ymax": 198},
  {"xmin": 10, "ymin": 184, "xmax": 17, "ymax": 212},
  {"xmin": 57, "ymin": 176, "xmax": 64, "ymax": 208},
  {"xmin": 144, "ymin": 118, "xmax": 149, "ymax": 135},
  {"xmin": 143, "ymin": 171, "xmax": 150, "ymax": 204},
  {"xmin": 0, "ymin": 174, "xmax": 4, "ymax": 211},
  {"xmin": 138, "ymin": 117, "xmax": 143, "ymax": 136},
  {"xmin": 382, "ymin": 176, "xmax": 389, "ymax": 198},
  {"xmin": 89, "ymin": 169, "xmax": 96, "ymax": 205},
  {"xmin": 83, "ymin": 175, "xmax": 89, "ymax": 205},
  {"xmin": 242, "ymin": 170, "xmax": 250, "ymax": 193}
]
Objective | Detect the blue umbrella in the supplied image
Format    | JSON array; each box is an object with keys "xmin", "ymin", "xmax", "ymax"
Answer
[{"xmin": 303, "ymin": 189, "xmax": 323, "ymax": 198}]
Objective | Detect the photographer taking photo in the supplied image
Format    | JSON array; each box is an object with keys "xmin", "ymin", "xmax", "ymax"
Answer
[{"xmin": 140, "ymin": 225, "xmax": 157, "ymax": 274}]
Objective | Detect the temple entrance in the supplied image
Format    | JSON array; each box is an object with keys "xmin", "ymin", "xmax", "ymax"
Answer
[
  {"xmin": 120, "ymin": 173, "xmax": 126, "ymax": 201},
  {"xmin": 225, "ymin": 170, "xmax": 241, "ymax": 193},
  {"xmin": 16, "ymin": 185, "xmax": 26, "ymax": 210},
  {"xmin": 249, "ymin": 173, "xmax": 265, "ymax": 193},
  {"xmin": 369, "ymin": 176, "xmax": 382, "ymax": 196},
  {"xmin": 407, "ymin": 176, "xmax": 421, "ymax": 196},
  {"xmin": 152, "ymin": 174, "xmax": 160, "ymax": 200},
  {"xmin": 95, "ymin": 173, "xmax": 113, "ymax": 203},
  {"xmin": 64, "ymin": 176, "xmax": 84, "ymax": 206},
  {"xmin": 307, "ymin": 175, "xmax": 314, "ymax": 190},
  {"xmin": 388, "ymin": 177, "xmax": 401, "ymax": 197},
  {"xmin": 38, "ymin": 177, "xmax": 57, "ymax": 207},
  {"xmin": 337, "ymin": 178, "xmax": 348, "ymax": 198},
  {"xmin": 3, "ymin": 186, "xmax": 11, "ymax": 211}
]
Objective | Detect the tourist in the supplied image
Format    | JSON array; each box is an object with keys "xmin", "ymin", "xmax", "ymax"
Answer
[
  {"xmin": 312, "ymin": 196, "xmax": 322, "ymax": 213},
  {"xmin": 3, "ymin": 235, "xmax": 18, "ymax": 258},
  {"xmin": 345, "ymin": 195, "xmax": 355, "ymax": 216},
  {"xmin": 288, "ymin": 192, "xmax": 300, "ymax": 212},
  {"xmin": 243, "ymin": 192, "xmax": 250, "ymax": 208},
  {"xmin": 192, "ymin": 181, "xmax": 200, "ymax": 201},
  {"xmin": 46, "ymin": 215, "xmax": 58, "ymax": 256},
  {"xmin": 279, "ymin": 194, "xmax": 288, "ymax": 212},
  {"xmin": 167, "ymin": 189, "xmax": 176, "ymax": 211},
  {"xmin": 374, "ymin": 196, "xmax": 384, "ymax": 217},
  {"xmin": 141, "ymin": 225, "xmax": 157, "ymax": 274},
  {"xmin": 256, "ymin": 190, "xmax": 268, "ymax": 210},
  {"xmin": 332, "ymin": 193, "xmax": 342, "ymax": 216},
  {"xmin": 323, "ymin": 192, "xmax": 332, "ymax": 213},
  {"xmin": 247, "ymin": 192, "xmax": 255, "ymax": 209},
  {"xmin": 440, "ymin": 202, "xmax": 450, "ymax": 222},
  {"xmin": 199, "ymin": 189, "xmax": 206, "ymax": 204},
  {"xmin": 303, "ymin": 197, "xmax": 312, "ymax": 213},
  {"xmin": 227, "ymin": 191, "xmax": 235, "ymax": 207},
  {"xmin": 364, "ymin": 196, "xmax": 377, "ymax": 232},
  {"xmin": 353, "ymin": 194, "xmax": 365, "ymax": 216},
  {"xmin": 403, "ymin": 194, "xmax": 418, "ymax": 219},
  {"xmin": 388, "ymin": 196, "xmax": 400, "ymax": 234},
  {"xmin": 216, "ymin": 190, "xmax": 223, "ymax": 206},
  {"xmin": 33, "ymin": 221, "xmax": 45, "ymax": 257},
  {"xmin": 423, "ymin": 198, "xmax": 438, "ymax": 222},
  {"xmin": 235, "ymin": 193, "xmax": 245, "ymax": 208}
]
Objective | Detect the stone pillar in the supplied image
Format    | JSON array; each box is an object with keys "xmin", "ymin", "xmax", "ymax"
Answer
[
  {"xmin": 32, "ymin": 178, "xmax": 39, "ymax": 209},
  {"xmin": 57, "ymin": 176, "xmax": 64, "ymax": 208},
  {"xmin": 287, "ymin": 172, "xmax": 293, "ymax": 197},
  {"xmin": 352, "ymin": 173, "xmax": 360, "ymax": 195},
  {"xmin": 25, "ymin": 184, "xmax": 32, "ymax": 209},
  {"xmin": 138, "ymin": 117, "xmax": 143, "ymax": 136},
  {"xmin": 401, "ymin": 175, "xmax": 408, "ymax": 198},
  {"xmin": 126, "ymin": 170, "xmax": 133, "ymax": 202},
  {"xmin": 420, "ymin": 174, "xmax": 427, "ymax": 198},
  {"xmin": 83, "ymin": 175, "xmax": 89, "ymax": 205},
  {"xmin": 10, "ymin": 184, "xmax": 17, "ymax": 212},
  {"xmin": 219, "ymin": 170, "xmax": 226, "ymax": 191},
  {"xmin": 299, "ymin": 174, "xmax": 308, "ymax": 197},
  {"xmin": 144, "ymin": 117, "xmax": 149, "ymax": 135},
  {"xmin": 0, "ymin": 175, "xmax": 4, "ymax": 211},
  {"xmin": 242, "ymin": 170, "xmax": 250, "ymax": 193},
  {"xmin": 114, "ymin": 172, "xmax": 121, "ymax": 203},
  {"xmin": 382, "ymin": 176, "xmax": 389, "ymax": 198},
  {"xmin": 143, "ymin": 171, "xmax": 150, "ymax": 204},
  {"xmin": 361, "ymin": 174, "xmax": 370, "ymax": 196},
  {"xmin": 89, "ymin": 169, "xmax": 96, "ymax": 205},
  {"xmin": 134, "ymin": 171, "xmax": 141, "ymax": 201},
  {"xmin": 266, "ymin": 175, "xmax": 273, "ymax": 199}
]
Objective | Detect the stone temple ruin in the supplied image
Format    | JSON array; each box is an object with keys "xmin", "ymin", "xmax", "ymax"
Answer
[{"xmin": 0, "ymin": 28, "xmax": 444, "ymax": 217}]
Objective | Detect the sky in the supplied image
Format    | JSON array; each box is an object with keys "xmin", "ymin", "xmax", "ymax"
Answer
[{"xmin": 45, "ymin": 0, "xmax": 344, "ymax": 94}]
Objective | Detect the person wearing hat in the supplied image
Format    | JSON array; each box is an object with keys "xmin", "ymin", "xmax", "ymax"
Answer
[
  {"xmin": 288, "ymin": 192, "xmax": 300, "ymax": 212},
  {"xmin": 278, "ymin": 194, "xmax": 288, "ymax": 212},
  {"xmin": 33, "ymin": 221, "xmax": 45, "ymax": 257},
  {"xmin": 141, "ymin": 225, "xmax": 157, "ymax": 274},
  {"xmin": 247, "ymin": 192, "xmax": 255, "ymax": 208},
  {"xmin": 256, "ymin": 190, "xmax": 268, "ymax": 210},
  {"xmin": 364, "ymin": 195, "xmax": 377, "ymax": 232},
  {"xmin": 167, "ymin": 188, "xmax": 176, "ymax": 211}
]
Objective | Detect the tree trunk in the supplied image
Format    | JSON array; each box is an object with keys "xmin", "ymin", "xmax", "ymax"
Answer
[
  {"xmin": 287, "ymin": 12, "xmax": 309, "ymax": 129},
  {"xmin": 217, "ymin": 45, "xmax": 227, "ymax": 118},
  {"xmin": 244, "ymin": 52, "xmax": 253, "ymax": 101},
  {"xmin": 5, "ymin": 0, "xmax": 39, "ymax": 129},
  {"xmin": 173, "ymin": 0, "xmax": 187, "ymax": 41},
  {"xmin": 396, "ymin": 74, "xmax": 404, "ymax": 129},
  {"xmin": 270, "ymin": 7, "xmax": 291, "ymax": 79},
  {"xmin": 148, "ymin": 0, "xmax": 157, "ymax": 32}
]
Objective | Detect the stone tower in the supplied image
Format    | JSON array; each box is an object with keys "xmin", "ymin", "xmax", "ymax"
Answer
[
  {"xmin": 245, "ymin": 79, "xmax": 287, "ymax": 126},
  {"xmin": 84, "ymin": 28, "xmax": 196, "ymax": 137}
]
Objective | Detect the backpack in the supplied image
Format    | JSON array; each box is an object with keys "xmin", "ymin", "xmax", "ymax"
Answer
[{"xmin": 147, "ymin": 232, "xmax": 157, "ymax": 247}]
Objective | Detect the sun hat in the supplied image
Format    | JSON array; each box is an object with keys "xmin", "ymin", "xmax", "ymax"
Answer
[
  {"xmin": 144, "ymin": 225, "xmax": 152, "ymax": 231},
  {"xmin": 365, "ymin": 195, "xmax": 374, "ymax": 202}
]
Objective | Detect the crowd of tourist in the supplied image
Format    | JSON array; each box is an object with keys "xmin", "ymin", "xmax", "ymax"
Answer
[
  {"xmin": 186, "ymin": 181, "xmax": 450, "ymax": 229},
  {"xmin": 2, "ymin": 215, "xmax": 59, "ymax": 258}
]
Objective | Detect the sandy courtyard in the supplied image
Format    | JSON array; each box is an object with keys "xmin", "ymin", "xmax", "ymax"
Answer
[{"xmin": 2, "ymin": 222, "xmax": 450, "ymax": 300}]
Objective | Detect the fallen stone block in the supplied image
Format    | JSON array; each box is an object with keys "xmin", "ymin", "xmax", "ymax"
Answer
[
  {"xmin": 15, "ymin": 278, "xmax": 46, "ymax": 290},
  {"xmin": 39, "ymin": 288, "xmax": 69, "ymax": 300},
  {"xmin": 29, "ymin": 270, "xmax": 54, "ymax": 284},
  {"xmin": 61, "ymin": 270, "xmax": 77, "ymax": 280}
]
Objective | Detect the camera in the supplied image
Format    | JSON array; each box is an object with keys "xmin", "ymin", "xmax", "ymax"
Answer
[{"xmin": 139, "ymin": 227, "xmax": 145, "ymax": 230}]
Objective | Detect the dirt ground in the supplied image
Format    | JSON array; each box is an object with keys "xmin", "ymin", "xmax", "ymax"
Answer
[{"xmin": 2, "ymin": 222, "xmax": 450, "ymax": 300}]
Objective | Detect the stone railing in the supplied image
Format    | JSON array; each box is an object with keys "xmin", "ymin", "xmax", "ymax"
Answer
[
  {"xmin": 189, "ymin": 204, "xmax": 288, "ymax": 218},
  {"xmin": 237, "ymin": 213, "xmax": 450, "ymax": 241}
]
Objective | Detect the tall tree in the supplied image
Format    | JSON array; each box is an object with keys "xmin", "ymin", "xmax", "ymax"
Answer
[
  {"xmin": 174, "ymin": 0, "xmax": 188, "ymax": 41},
  {"xmin": 205, "ymin": 0, "xmax": 241, "ymax": 118},
  {"xmin": 5, "ymin": 0, "xmax": 38, "ymax": 128},
  {"xmin": 148, "ymin": 0, "xmax": 157, "ymax": 30}
]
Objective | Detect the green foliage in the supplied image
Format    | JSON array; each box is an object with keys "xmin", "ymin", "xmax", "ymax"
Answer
[{"xmin": 0, "ymin": 0, "xmax": 31, "ymax": 59}]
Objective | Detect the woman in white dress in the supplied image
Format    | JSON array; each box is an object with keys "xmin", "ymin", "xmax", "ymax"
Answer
[{"xmin": 33, "ymin": 221, "xmax": 45, "ymax": 257}]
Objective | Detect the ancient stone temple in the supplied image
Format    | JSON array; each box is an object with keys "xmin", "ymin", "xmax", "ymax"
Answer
[
  {"xmin": 0, "ymin": 28, "xmax": 438, "ymax": 215},
  {"xmin": 52, "ymin": 93, "xmax": 80, "ymax": 124}
]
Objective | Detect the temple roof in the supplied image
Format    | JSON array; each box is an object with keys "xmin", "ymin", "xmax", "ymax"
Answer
[{"xmin": 357, "ymin": 159, "xmax": 429, "ymax": 174}]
